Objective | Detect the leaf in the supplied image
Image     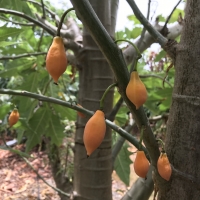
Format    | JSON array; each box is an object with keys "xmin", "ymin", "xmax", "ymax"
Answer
[
  {"xmin": 154, "ymin": 50, "xmax": 166, "ymax": 62},
  {"xmin": 131, "ymin": 27, "xmax": 142, "ymax": 39},
  {"xmin": 169, "ymin": 9, "xmax": 184, "ymax": 23},
  {"xmin": 0, "ymin": 26, "xmax": 26, "ymax": 41},
  {"xmin": 127, "ymin": 15, "xmax": 141, "ymax": 24},
  {"xmin": 0, "ymin": 103, "xmax": 10, "ymax": 119},
  {"xmin": 114, "ymin": 142, "xmax": 132, "ymax": 186},
  {"xmin": 52, "ymin": 104, "xmax": 76, "ymax": 121},
  {"xmin": 25, "ymin": 106, "xmax": 51, "ymax": 152},
  {"xmin": 46, "ymin": 114, "xmax": 65, "ymax": 146},
  {"xmin": 0, "ymin": 41, "xmax": 22, "ymax": 47}
]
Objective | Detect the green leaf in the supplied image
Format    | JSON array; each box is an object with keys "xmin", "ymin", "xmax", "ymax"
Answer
[
  {"xmin": 0, "ymin": 26, "xmax": 26, "ymax": 41},
  {"xmin": 127, "ymin": 15, "xmax": 141, "ymax": 24},
  {"xmin": 114, "ymin": 142, "xmax": 132, "ymax": 186},
  {"xmin": 46, "ymin": 114, "xmax": 65, "ymax": 146},
  {"xmin": 0, "ymin": 103, "xmax": 10, "ymax": 119},
  {"xmin": 131, "ymin": 27, "xmax": 142, "ymax": 39},
  {"xmin": 154, "ymin": 50, "xmax": 166, "ymax": 62},
  {"xmin": 157, "ymin": 15, "xmax": 166, "ymax": 22},
  {"xmin": 0, "ymin": 41, "xmax": 22, "ymax": 47},
  {"xmin": 25, "ymin": 106, "xmax": 51, "ymax": 152},
  {"xmin": 53, "ymin": 104, "xmax": 76, "ymax": 121}
]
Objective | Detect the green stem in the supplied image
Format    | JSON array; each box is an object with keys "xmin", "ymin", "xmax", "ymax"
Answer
[
  {"xmin": 115, "ymin": 39, "xmax": 142, "ymax": 58},
  {"xmin": 100, "ymin": 83, "xmax": 117, "ymax": 110},
  {"xmin": 115, "ymin": 39, "xmax": 141, "ymax": 71},
  {"xmin": 56, "ymin": 7, "xmax": 75, "ymax": 37}
]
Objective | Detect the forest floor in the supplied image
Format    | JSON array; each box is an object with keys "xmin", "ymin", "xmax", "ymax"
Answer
[{"xmin": 0, "ymin": 138, "xmax": 154, "ymax": 200}]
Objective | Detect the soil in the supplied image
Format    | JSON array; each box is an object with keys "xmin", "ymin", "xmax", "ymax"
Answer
[{"xmin": 0, "ymin": 139, "xmax": 154, "ymax": 200}]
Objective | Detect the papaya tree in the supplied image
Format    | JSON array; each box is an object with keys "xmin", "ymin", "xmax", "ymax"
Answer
[{"xmin": 0, "ymin": 0, "xmax": 195, "ymax": 200}]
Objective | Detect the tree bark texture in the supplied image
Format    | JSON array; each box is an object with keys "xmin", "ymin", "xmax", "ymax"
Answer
[
  {"xmin": 73, "ymin": 0, "xmax": 114, "ymax": 199},
  {"xmin": 159, "ymin": 0, "xmax": 200, "ymax": 199}
]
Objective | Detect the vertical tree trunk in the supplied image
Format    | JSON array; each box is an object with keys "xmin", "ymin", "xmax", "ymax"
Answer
[
  {"xmin": 158, "ymin": 0, "xmax": 200, "ymax": 199},
  {"xmin": 73, "ymin": 1, "xmax": 115, "ymax": 199}
]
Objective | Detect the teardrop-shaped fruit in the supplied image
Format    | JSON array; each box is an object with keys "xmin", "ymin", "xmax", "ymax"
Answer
[
  {"xmin": 83, "ymin": 110, "xmax": 106, "ymax": 157},
  {"xmin": 77, "ymin": 104, "xmax": 85, "ymax": 118},
  {"xmin": 157, "ymin": 152, "xmax": 172, "ymax": 181},
  {"xmin": 8, "ymin": 108, "xmax": 20, "ymax": 127},
  {"xmin": 134, "ymin": 150, "xmax": 150, "ymax": 178},
  {"xmin": 46, "ymin": 36, "xmax": 68, "ymax": 84},
  {"xmin": 126, "ymin": 71, "xmax": 147, "ymax": 109}
]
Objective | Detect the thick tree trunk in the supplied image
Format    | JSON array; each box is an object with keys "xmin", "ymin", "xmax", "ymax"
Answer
[
  {"xmin": 73, "ymin": 1, "xmax": 115, "ymax": 199},
  {"xmin": 158, "ymin": 0, "xmax": 200, "ymax": 199}
]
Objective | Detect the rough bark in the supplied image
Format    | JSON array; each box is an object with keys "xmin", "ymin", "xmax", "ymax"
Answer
[
  {"xmin": 158, "ymin": 0, "xmax": 200, "ymax": 199},
  {"xmin": 73, "ymin": 0, "xmax": 114, "ymax": 199}
]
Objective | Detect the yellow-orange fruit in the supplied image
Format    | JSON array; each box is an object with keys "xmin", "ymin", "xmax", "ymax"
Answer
[
  {"xmin": 46, "ymin": 36, "xmax": 68, "ymax": 84},
  {"xmin": 8, "ymin": 108, "xmax": 20, "ymax": 127},
  {"xmin": 126, "ymin": 71, "xmax": 147, "ymax": 109},
  {"xmin": 134, "ymin": 150, "xmax": 150, "ymax": 178},
  {"xmin": 77, "ymin": 104, "xmax": 85, "ymax": 118},
  {"xmin": 83, "ymin": 110, "xmax": 106, "ymax": 156},
  {"xmin": 157, "ymin": 152, "xmax": 172, "ymax": 181}
]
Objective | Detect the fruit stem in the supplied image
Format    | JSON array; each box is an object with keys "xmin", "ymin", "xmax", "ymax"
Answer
[
  {"xmin": 156, "ymin": 138, "xmax": 165, "ymax": 152},
  {"xmin": 100, "ymin": 83, "xmax": 117, "ymax": 110},
  {"xmin": 139, "ymin": 126, "xmax": 145, "ymax": 150},
  {"xmin": 115, "ymin": 39, "xmax": 141, "ymax": 71},
  {"xmin": 56, "ymin": 7, "xmax": 75, "ymax": 37}
]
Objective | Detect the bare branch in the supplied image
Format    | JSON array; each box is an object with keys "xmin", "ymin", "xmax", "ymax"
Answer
[
  {"xmin": 126, "ymin": 0, "xmax": 168, "ymax": 47},
  {"xmin": 0, "ymin": 52, "xmax": 46, "ymax": 60},
  {"xmin": 0, "ymin": 8, "xmax": 55, "ymax": 36}
]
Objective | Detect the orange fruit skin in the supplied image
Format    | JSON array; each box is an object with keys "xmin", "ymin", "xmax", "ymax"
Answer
[
  {"xmin": 157, "ymin": 153, "xmax": 172, "ymax": 181},
  {"xmin": 134, "ymin": 150, "xmax": 150, "ymax": 178},
  {"xmin": 8, "ymin": 109, "xmax": 20, "ymax": 127},
  {"xmin": 83, "ymin": 110, "xmax": 106, "ymax": 156},
  {"xmin": 126, "ymin": 71, "xmax": 147, "ymax": 109},
  {"xmin": 46, "ymin": 37, "xmax": 68, "ymax": 84}
]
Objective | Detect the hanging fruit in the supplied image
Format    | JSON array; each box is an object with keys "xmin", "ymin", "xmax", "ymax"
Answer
[
  {"xmin": 8, "ymin": 108, "xmax": 20, "ymax": 127},
  {"xmin": 46, "ymin": 36, "xmax": 68, "ymax": 84},
  {"xmin": 83, "ymin": 110, "xmax": 106, "ymax": 157},
  {"xmin": 126, "ymin": 71, "xmax": 147, "ymax": 109},
  {"xmin": 134, "ymin": 150, "xmax": 150, "ymax": 178},
  {"xmin": 157, "ymin": 152, "xmax": 172, "ymax": 181}
]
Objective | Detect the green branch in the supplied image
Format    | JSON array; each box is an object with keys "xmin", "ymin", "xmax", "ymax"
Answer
[
  {"xmin": 70, "ymin": 0, "xmax": 159, "ymax": 166},
  {"xmin": 0, "ymin": 89, "xmax": 145, "ymax": 152},
  {"xmin": 126, "ymin": 0, "xmax": 168, "ymax": 47}
]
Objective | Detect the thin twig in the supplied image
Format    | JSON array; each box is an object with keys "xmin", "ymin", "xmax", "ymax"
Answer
[
  {"xmin": 0, "ymin": 8, "xmax": 55, "ymax": 36},
  {"xmin": 0, "ymin": 52, "xmax": 47, "ymax": 60},
  {"xmin": 0, "ymin": 16, "xmax": 34, "ymax": 26},
  {"xmin": 126, "ymin": 0, "xmax": 167, "ymax": 47},
  {"xmin": 140, "ymin": 74, "xmax": 173, "ymax": 88},
  {"xmin": 162, "ymin": 0, "xmax": 182, "ymax": 33},
  {"xmin": 37, "ymin": 30, "xmax": 44, "ymax": 52},
  {"xmin": 40, "ymin": 0, "xmax": 46, "ymax": 19},
  {"xmin": 23, "ymin": 0, "xmax": 56, "ymax": 18},
  {"xmin": 137, "ymin": 0, "xmax": 151, "ymax": 49}
]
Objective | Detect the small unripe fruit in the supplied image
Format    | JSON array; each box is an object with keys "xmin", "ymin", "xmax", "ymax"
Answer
[
  {"xmin": 46, "ymin": 37, "xmax": 68, "ymax": 84},
  {"xmin": 83, "ymin": 110, "xmax": 106, "ymax": 157},
  {"xmin": 157, "ymin": 152, "xmax": 172, "ymax": 181},
  {"xmin": 126, "ymin": 71, "xmax": 147, "ymax": 109},
  {"xmin": 8, "ymin": 108, "xmax": 20, "ymax": 127},
  {"xmin": 134, "ymin": 150, "xmax": 150, "ymax": 178}
]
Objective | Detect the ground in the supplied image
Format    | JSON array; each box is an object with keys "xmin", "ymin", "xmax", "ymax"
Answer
[{"xmin": 0, "ymin": 139, "xmax": 154, "ymax": 200}]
